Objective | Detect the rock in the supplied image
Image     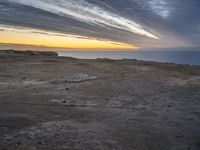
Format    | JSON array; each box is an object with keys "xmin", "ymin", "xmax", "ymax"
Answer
[
  {"xmin": 0, "ymin": 50, "xmax": 58, "ymax": 57},
  {"xmin": 16, "ymin": 142, "xmax": 21, "ymax": 146},
  {"xmin": 22, "ymin": 77, "xmax": 27, "ymax": 80}
]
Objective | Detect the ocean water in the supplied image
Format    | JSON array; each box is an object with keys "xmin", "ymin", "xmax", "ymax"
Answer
[{"xmin": 58, "ymin": 51, "xmax": 200, "ymax": 65}]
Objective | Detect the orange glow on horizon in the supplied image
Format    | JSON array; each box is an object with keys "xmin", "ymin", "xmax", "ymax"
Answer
[{"xmin": 0, "ymin": 26, "xmax": 138, "ymax": 50}]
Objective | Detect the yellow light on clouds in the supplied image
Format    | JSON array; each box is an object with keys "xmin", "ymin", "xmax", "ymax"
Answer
[{"xmin": 0, "ymin": 25, "xmax": 138, "ymax": 50}]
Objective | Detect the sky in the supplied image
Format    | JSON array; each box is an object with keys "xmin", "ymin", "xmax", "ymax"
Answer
[{"xmin": 0, "ymin": 0, "xmax": 200, "ymax": 50}]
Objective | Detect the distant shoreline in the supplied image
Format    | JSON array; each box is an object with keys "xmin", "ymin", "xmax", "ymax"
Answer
[
  {"xmin": 58, "ymin": 51, "xmax": 200, "ymax": 66},
  {"xmin": 0, "ymin": 49, "xmax": 199, "ymax": 66}
]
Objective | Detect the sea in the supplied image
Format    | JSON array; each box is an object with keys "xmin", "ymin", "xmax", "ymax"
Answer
[{"xmin": 58, "ymin": 51, "xmax": 200, "ymax": 66}]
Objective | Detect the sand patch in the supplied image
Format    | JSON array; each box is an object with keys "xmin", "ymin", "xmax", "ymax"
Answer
[
  {"xmin": 167, "ymin": 76, "xmax": 200, "ymax": 86},
  {"xmin": 65, "ymin": 74, "xmax": 97, "ymax": 82},
  {"xmin": 50, "ymin": 73, "xmax": 97, "ymax": 84},
  {"xmin": 128, "ymin": 66, "xmax": 153, "ymax": 71}
]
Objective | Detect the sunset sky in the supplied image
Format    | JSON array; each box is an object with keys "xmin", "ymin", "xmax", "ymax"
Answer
[{"xmin": 0, "ymin": 0, "xmax": 200, "ymax": 50}]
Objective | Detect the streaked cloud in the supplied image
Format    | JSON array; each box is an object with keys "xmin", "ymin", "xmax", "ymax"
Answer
[
  {"xmin": 0, "ymin": 0, "xmax": 200, "ymax": 49},
  {"xmin": 6, "ymin": 0, "xmax": 159, "ymax": 39}
]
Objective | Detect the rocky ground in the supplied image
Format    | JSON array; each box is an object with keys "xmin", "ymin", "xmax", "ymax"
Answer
[{"xmin": 0, "ymin": 54, "xmax": 200, "ymax": 150}]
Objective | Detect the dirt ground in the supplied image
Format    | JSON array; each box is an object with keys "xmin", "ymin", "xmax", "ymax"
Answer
[{"xmin": 0, "ymin": 55, "xmax": 200, "ymax": 150}]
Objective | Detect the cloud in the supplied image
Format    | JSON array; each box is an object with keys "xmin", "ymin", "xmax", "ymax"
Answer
[
  {"xmin": 149, "ymin": 0, "xmax": 172, "ymax": 18},
  {"xmin": 6, "ymin": 0, "xmax": 159, "ymax": 39},
  {"xmin": 0, "ymin": 0, "xmax": 200, "ymax": 48}
]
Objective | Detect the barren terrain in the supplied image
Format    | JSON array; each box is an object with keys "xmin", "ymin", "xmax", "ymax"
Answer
[{"xmin": 0, "ymin": 53, "xmax": 200, "ymax": 150}]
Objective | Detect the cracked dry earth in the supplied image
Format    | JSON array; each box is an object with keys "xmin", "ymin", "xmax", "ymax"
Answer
[{"xmin": 0, "ymin": 56, "xmax": 200, "ymax": 150}]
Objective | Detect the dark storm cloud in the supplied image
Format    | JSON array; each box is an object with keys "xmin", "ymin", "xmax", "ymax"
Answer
[{"xmin": 0, "ymin": 0, "xmax": 199, "ymax": 48}]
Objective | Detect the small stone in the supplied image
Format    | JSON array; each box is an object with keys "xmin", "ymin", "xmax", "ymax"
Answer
[
  {"xmin": 22, "ymin": 77, "xmax": 26, "ymax": 80},
  {"xmin": 38, "ymin": 141, "xmax": 42, "ymax": 145},
  {"xmin": 62, "ymin": 100, "xmax": 66, "ymax": 103},
  {"xmin": 16, "ymin": 142, "xmax": 21, "ymax": 145},
  {"xmin": 66, "ymin": 88, "xmax": 69, "ymax": 90}
]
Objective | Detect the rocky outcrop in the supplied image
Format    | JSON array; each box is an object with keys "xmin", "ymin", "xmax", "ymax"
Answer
[{"xmin": 0, "ymin": 49, "xmax": 58, "ymax": 57}]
